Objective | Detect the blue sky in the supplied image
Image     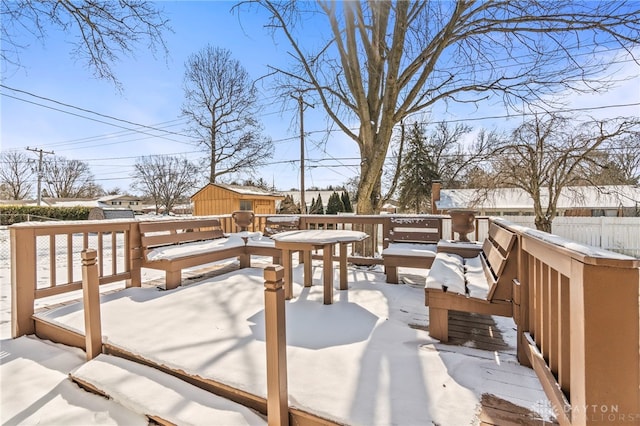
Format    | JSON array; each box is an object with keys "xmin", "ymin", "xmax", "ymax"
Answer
[{"xmin": 1, "ymin": 1, "xmax": 639, "ymax": 194}]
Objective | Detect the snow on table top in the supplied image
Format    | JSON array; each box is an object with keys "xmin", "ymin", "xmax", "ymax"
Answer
[{"xmin": 270, "ymin": 229, "xmax": 368, "ymax": 244}]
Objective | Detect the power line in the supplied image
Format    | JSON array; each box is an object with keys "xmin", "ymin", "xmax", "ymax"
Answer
[
  {"xmin": 2, "ymin": 93, "xmax": 195, "ymax": 146},
  {"xmin": 42, "ymin": 118, "xmax": 190, "ymax": 149},
  {"xmin": 0, "ymin": 84, "xmax": 197, "ymax": 141},
  {"xmin": 3, "ymin": 98, "xmax": 636, "ymax": 165},
  {"xmin": 409, "ymin": 102, "xmax": 640, "ymax": 125}
]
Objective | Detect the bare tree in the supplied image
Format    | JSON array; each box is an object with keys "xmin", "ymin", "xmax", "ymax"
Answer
[
  {"xmin": 581, "ymin": 133, "xmax": 640, "ymax": 185},
  {"xmin": 0, "ymin": 151, "xmax": 34, "ymax": 199},
  {"xmin": 250, "ymin": 1, "xmax": 640, "ymax": 214},
  {"xmin": 42, "ymin": 156, "xmax": 102, "ymax": 198},
  {"xmin": 612, "ymin": 134, "xmax": 640, "ymax": 185},
  {"xmin": 182, "ymin": 45, "xmax": 274, "ymax": 183},
  {"xmin": 1, "ymin": 0, "xmax": 169, "ymax": 86},
  {"xmin": 131, "ymin": 155, "xmax": 199, "ymax": 214},
  {"xmin": 490, "ymin": 114, "xmax": 639, "ymax": 232}
]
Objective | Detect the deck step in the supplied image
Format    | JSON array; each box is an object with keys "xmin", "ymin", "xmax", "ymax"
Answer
[{"xmin": 70, "ymin": 354, "xmax": 266, "ymax": 426}]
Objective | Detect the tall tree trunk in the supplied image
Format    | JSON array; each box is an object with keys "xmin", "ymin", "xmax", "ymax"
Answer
[{"xmin": 534, "ymin": 215, "xmax": 553, "ymax": 233}]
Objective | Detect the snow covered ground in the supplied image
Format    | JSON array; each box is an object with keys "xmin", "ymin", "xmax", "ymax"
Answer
[{"xmin": 0, "ymin": 227, "xmax": 553, "ymax": 425}]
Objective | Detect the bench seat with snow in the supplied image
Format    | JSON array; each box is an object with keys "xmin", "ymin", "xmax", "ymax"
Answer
[
  {"xmin": 424, "ymin": 222, "xmax": 517, "ymax": 342},
  {"xmin": 244, "ymin": 216, "xmax": 301, "ymax": 266},
  {"xmin": 381, "ymin": 217, "xmax": 442, "ymax": 284},
  {"xmin": 139, "ymin": 217, "xmax": 246, "ymax": 290}
]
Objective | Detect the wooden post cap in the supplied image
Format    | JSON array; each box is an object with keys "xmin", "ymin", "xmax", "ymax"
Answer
[
  {"xmin": 264, "ymin": 265, "xmax": 284, "ymax": 289},
  {"xmin": 81, "ymin": 249, "xmax": 98, "ymax": 264}
]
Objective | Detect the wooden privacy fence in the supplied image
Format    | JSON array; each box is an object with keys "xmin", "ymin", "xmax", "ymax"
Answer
[{"xmin": 505, "ymin": 216, "xmax": 640, "ymax": 257}]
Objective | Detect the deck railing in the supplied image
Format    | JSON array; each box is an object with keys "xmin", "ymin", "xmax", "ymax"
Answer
[
  {"xmin": 10, "ymin": 219, "xmax": 140, "ymax": 337},
  {"xmin": 9, "ymin": 214, "xmax": 639, "ymax": 425},
  {"xmin": 499, "ymin": 220, "xmax": 640, "ymax": 425}
]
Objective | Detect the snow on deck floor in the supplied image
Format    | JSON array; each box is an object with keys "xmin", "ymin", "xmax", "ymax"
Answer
[
  {"xmin": 0, "ymin": 335, "xmax": 147, "ymax": 425},
  {"xmin": 34, "ymin": 262, "xmax": 552, "ymax": 425},
  {"xmin": 71, "ymin": 354, "xmax": 266, "ymax": 425}
]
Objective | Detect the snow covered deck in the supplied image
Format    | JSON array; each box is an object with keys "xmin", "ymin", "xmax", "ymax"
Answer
[
  {"xmin": 5, "ymin": 215, "xmax": 639, "ymax": 425},
  {"xmin": 28, "ymin": 259, "xmax": 553, "ymax": 425}
]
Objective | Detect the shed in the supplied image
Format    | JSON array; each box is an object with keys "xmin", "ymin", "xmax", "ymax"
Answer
[
  {"xmin": 88, "ymin": 207, "xmax": 135, "ymax": 220},
  {"xmin": 191, "ymin": 183, "xmax": 284, "ymax": 216}
]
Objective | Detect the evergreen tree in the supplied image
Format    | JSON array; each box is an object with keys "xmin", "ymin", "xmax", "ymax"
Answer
[
  {"xmin": 326, "ymin": 191, "xmax": 345, "ymax": 214},
  {"xmin": 313, "ymin": 194, "xmax": 325, "ymax": 214},
  {"xmin": 397, "ymin": 122, "xmax": 439, "ymax": 213},
  {"xmin": 278, "ymin": 194, "xmax": 300, "ymax": 214},
  {"xmin": 341, "ymin": 191, "xmax": 353, "ymax": 212}
]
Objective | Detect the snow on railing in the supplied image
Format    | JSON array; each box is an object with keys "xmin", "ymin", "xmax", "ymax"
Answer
[
  {"xmin": 501, "ymin": 218, "xmax": 640, "ymax": 425},
  {"xmin": 10, "ymin": 219, "xmax": 140, "ymax": 337}
]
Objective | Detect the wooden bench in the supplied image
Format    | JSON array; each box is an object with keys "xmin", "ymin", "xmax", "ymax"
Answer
[
  {"xmin": 139, "ymin": 217, "xmax": 246, "ymax": 290},
  {"xmin": 381, "ymin": 217, "xmax": 442, "ymax": 284},
  {"xmin": 263, "ymin": 216, "xmax": 300, "ymax": 236},
  {"xmin": 424, "ymin": 222, "xmax": 517, "ymax": 342}
]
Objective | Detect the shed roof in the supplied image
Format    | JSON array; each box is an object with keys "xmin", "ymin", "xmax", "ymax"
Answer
[{"xmin": 191, "ymin": 183, "xmax": 284, "ymax": 200}]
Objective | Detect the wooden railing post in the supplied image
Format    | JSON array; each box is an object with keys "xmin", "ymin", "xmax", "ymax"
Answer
[
  {"xmin": 10, "ymin": 226, "xmax": 36, "ymax": 338},
  {"xmin": 127, "ymin": 222, "xmax": 142, "ymax": 288},
  {"xmin": 569, "ymin": 260, "xmax": 639, "ymax": 425},
  {"xmin": 515, "ymin": 231, "xmax": 531, "ymax": 367},
  {"xmin": 81, "ymin": 249, "xmax": 103, "ymax": 361},
  {"xmin": 264, "ymin": 265, "xmax": 288, "ymax": 426}
]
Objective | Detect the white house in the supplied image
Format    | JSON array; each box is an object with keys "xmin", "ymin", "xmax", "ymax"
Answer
[{"xmin": 432, "ymin": 183, "xmax": 640, "ymax": 217}]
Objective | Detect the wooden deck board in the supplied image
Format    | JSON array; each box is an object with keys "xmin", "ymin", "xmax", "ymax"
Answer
[
  {"xmin": 437, "ymin": 311, "xmax": 512, "ymax": 352},
  {"xmin": 479, "ymin": 393, "xmax": 558, "ymax": 425}
]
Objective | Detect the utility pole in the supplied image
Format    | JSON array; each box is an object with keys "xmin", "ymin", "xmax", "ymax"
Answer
[
  {"xmin": 26, "ymin": 147, "xmax": 54, "ymax": 206},
  {"xmin": 293, "ymin": 93, "xmax": 313, "ymax": 214}
]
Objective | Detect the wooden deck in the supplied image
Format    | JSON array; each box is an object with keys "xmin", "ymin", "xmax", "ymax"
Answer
[
  {"xmin": 403, "ymin": 273, "xmax": 556, "ymax": 425},
  {"xmin": 31, "ymin": 262, "xmax": 555, "ymax": 425}
]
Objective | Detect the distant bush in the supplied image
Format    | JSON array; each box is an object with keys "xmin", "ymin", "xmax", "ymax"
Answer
[{"xmin": 0, "ymin": 206, "xmax": 92, "ymax": 225}]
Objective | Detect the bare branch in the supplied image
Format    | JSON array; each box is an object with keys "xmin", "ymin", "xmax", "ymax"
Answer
[{"xmin": 1, "ymin": 0, "xmax": 170, "ymax": 87}]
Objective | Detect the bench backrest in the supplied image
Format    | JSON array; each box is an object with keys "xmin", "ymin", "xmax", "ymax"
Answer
[
  {"xmin": 139, "ymin": 218, "xmax": 225, "ymax": 250},
  {"xmin": 263, "ymin": 216, "xmax": 300, "ymax": 237},
  {"xmin": 482, "ymin": 222, "xmax": 517, "ymax": 301},
  {"xmin": 385, "ymin": 217, "xmax": 441, "ymax": 246}
]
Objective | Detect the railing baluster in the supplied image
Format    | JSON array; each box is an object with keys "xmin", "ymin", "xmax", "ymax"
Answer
[
  {"xmin": 559, "ymin": 274, "xmax": 571, "ymax": 395},
  {"xmin": 549, "ymin": 268, "xmax": 559, "ymax": 375},
  {"xmin": 66, "ymin": 233, "xmax": 73, "ymax": 284},
  {"xmin": 49, "ymin": 234, "xmax": 56, "ymax": 287},
  {"xmin": 111, "ymin": 231, "xmax": 117, "ymax": 276}
]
